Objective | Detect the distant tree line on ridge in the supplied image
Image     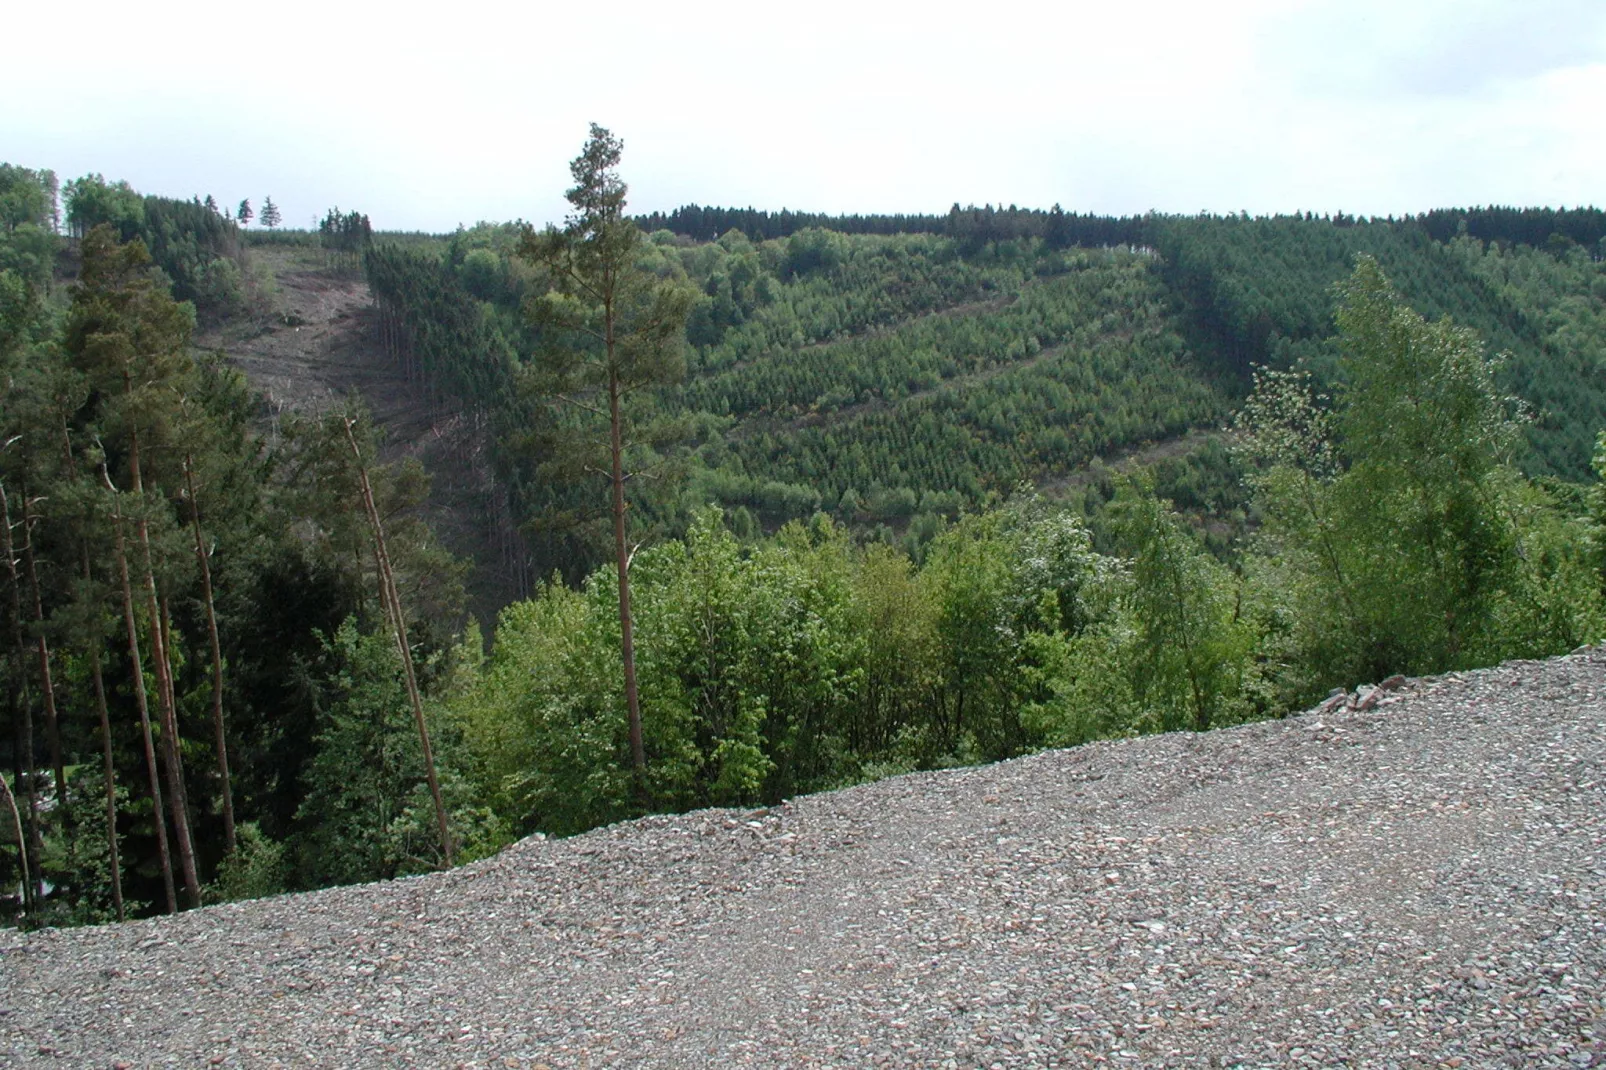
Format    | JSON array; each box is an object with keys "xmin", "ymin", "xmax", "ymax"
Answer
[{"xmin": 640, "ymin": 203, "xmax": 1606, "ymax": 258}]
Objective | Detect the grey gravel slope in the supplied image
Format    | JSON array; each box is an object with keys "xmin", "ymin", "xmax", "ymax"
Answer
[{"xmin": 3, "ymin": 649, "xmax": 1603, "ymax": 1069}]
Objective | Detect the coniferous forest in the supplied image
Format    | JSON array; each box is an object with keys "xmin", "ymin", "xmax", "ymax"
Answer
[{"xmin": 1, "ymin": 135, "xmax": 1604, "ymax": 925}]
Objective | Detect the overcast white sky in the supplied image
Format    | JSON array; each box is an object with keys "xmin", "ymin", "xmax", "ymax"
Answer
[{"xmin": 5, "ymin": 0, "xmax": 1603, "ymax": 234}]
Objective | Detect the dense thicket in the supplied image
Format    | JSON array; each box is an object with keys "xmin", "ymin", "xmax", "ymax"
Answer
[
  {"xmin": 0, "ymin": 164, "xmax": 473, "ymax": 923},
  {"xmin": 61, "ymin": 174, "xmax": 262, "ymax": 321},
  {"xmin": 3, "ymin": 153, "xmax": 1603, "ymax": 927}
]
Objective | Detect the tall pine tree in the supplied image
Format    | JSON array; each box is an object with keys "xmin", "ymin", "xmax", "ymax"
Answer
[{"xmin": 518, "ymin": 125, "xmax": 695, "ymax": 803}]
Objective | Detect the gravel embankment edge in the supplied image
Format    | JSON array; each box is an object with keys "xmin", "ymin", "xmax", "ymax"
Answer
[{"xmin": 2, "ymin": 648, "xmax": 1602, "ymax": 1069}]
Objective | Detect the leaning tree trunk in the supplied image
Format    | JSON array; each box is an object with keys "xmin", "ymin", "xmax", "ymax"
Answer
[
  {"xmin": 183, "ymin": 456, "xmax": 234, "ymax": 853},
  {"xmin": 0, "ymin": 761, "xmax": 27, "ymax": 915},
  {"xmin": 125, "ymin": 421, "xmax": 201, "ymax": 909},
  {"xmin": 103, "ymin": 467, "xmax": 177, "ymax": 915},
  {"xmin": 342, "ymin": 417, "xmax": 453, "ymax": 867}
]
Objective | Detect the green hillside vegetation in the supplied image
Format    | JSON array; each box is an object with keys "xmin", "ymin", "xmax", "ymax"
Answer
[
  {"xmin": 438, "ymin": 253, "xmax": 1603, "ymax": 838},
  {"xmin": 1150, "ymin": 214, "xmax": 1606, "ymax": 480},
  {"xmin": 375, "ymin": 224, "xmax": 1228, "ymax": 570},
  {"xmin": 361, "ymin": 204, "xmax": 1606, "ymax": 584},
  {"xmin": 0, "ymin": 150, "xmax": 1603, "ymax": 927}
]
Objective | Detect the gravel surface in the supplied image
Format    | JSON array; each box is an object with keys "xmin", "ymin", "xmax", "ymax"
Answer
[{"xmin": 3, "ymin": 648, "xmax": 1602, "ymax": 1068}]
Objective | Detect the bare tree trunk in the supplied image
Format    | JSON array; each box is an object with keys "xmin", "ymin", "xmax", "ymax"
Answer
[
  {"xmin": 183, "ymin": 456, "xmax": 235, "ymax": 854},
  {"xmin": 607, "ymin": 368, "xmax": 648, "ymax": 800},
  {"xmin": 341, "ymin": 417, "xmax": 453, "ymax": 867},
  {"xmin": 0, "ymin": 481, "xmax": 43, "ymax": 913},
  {"xmin": 88, "ymin": 643, "xmax": 124, "ymax": 921},
  {"xmin": 102, "ymin": 466, "xmax": 177, "ymax": 915},
  {"xmin": 125, "ymin": 417, "xmax": 201, "ymax": 909},
  {"xmin": 0, "ymin": 764, "xmax": 27, "ymax": 916},
  {"xmin": 156, "ymin": 587, "xmax": 184, "ymax": 774},
  {"xmin": 21, "ymin": 503, "xmax": 67, "ymax": 806}
]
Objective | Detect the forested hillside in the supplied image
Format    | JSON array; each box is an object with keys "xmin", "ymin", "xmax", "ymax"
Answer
[
  {"xmin": 1, "ymin": 149, "xmax": 1603, "ymax": 928},
  {"xmin": 358, "ymin": 201, "xmax": 1606, "ymax": 585}
]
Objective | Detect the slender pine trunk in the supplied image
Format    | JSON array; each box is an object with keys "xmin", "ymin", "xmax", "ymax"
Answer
[
  {"xmin": 64, "ymin": 420, "xmax": 124, "ymax": 919},
  {"xmin": 21, "ymin": 502, "xmax": 67, "ymax": 806},
  {"xmin": 0, "ymin": 481, "xmax": 42, "ymax": 913},
  {"xmin": 607, "ymin": 333, "xmax": 648, "ymax": 805},
  {"xmin": 103, "ymin": 466, "xmax": 177, "ymax": 915},
  {"xmin": 342, "ymin": 418, "xmax": 453, "ymax": 867},
  {"xmin": 183, "ymin": 456, "xmax": 234, "ymax": 853},
  {"xmin": 124, "ymin": 415, "xmax": 201, "ymax": 909}
]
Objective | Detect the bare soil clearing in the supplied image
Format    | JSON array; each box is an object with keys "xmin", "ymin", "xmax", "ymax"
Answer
[
  {"xmin": 4, "ymin": 648, "xmax": 1602, "ymax": 1068},
  {"xmin": 197, "ymin": 248, "xmax": 432, "ymax": 453},
  {"xmin": 197, "ymin": 247, "xmax": 520, "ymax": 621}
]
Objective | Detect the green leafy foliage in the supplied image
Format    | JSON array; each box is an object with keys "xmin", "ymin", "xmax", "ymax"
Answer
[
  {"xmin": 1236, "ymin": 259, "xmax": 1604, "ymax": 700},
  {"xmin": 1593, "ymin": 432, "xmax": 1606, "ymax": 592},
  {"xmin": 1107, "ymin": 478, "xmax": 1259, "ymax": 731},
  {"xmin": 207, "ymin": 822, "xmax": 287, "ymax": 903},
  {"xmin": 294, "ymin": 620, "xmax": 501, "ymax": 888},
  {"xmin": 5, "ymin": 153, "xmax": 1604, "ymax": 926}
]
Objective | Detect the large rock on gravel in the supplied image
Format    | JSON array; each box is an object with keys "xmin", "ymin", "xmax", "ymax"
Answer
[{"xmin": 3, "ymin": 649, "xmax": 1603, "ymax": 1068}]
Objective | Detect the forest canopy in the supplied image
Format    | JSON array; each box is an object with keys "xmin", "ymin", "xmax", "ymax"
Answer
[{"xmin": 1, "ymin": 154, "xmax": 1603, "ymax": 927}]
